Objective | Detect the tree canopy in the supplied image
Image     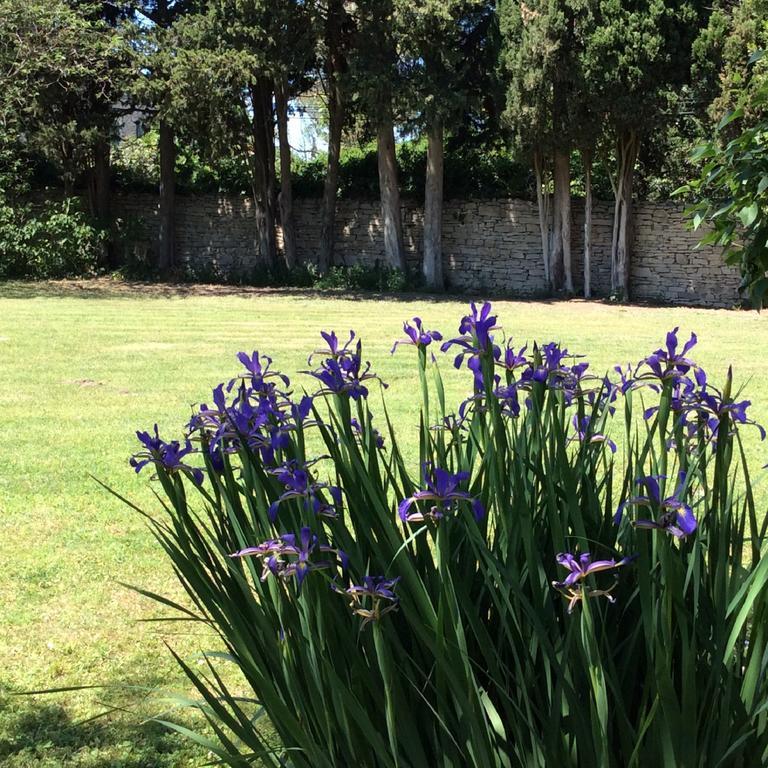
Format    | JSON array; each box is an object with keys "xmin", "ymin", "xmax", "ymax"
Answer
[{"xmin": 0, "ymin": 0, "xmax": 765, "ymax": 301}]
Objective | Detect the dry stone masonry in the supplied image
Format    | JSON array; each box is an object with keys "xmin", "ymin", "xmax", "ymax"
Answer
[{"xmin": 114, "ymin": 193, "xmax": 742, "ymax": 308}]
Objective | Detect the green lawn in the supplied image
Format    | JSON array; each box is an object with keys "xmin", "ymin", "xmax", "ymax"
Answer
[{"xmin": 1, "ymin": 279, "xmax": 767, "ymax": 766}]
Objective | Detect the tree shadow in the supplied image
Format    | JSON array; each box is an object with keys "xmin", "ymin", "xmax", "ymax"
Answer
[
  {"xmin": 0, "ymin": 277, "xmax": 557, "ymax": 305},
  {"xmin": 0, "ymin": 681, "xmax": 204, "ymax": 767},
  {"xmin": 0, "ymin": 277, "xmax": 737, "ymax": 310}
]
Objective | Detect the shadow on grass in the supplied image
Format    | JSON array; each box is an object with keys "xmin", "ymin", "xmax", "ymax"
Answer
[
  {"xmin": 0, "ymin": 683, "xmax": 205, "ymax": 768},
  {"xmin": 0, "ymin": 278, "xmax": 740, "ymax": 312},
  {"xmin": 0, "ymin": 277, "xmax": 558, "ymax": 305}
]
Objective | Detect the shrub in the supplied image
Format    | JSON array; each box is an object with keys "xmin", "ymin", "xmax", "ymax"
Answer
[
  {"xmin": 112, "ymin": 134, "xmax": 160, "ymax": 193},
  {"xmin": 113, "ymin": 132, "xmax": 253, "ymax": 195},
  {"xmin": 177, "ymin": 258, "xmax": 413, "ymax": 293},
  {"xmin": 125, "ymin": 306, "xmax": 768, "ymax": 766},
  {"xmin": 0, "ymin": 198, "xmax": 106, "ymax": 279},
  {"xmin": 312, "ymin": 263, "xmax": 411, "ymax": 292}
]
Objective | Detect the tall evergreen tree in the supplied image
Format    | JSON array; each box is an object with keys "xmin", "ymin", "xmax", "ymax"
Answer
[
  {"xmin": 317, "ymin": 0, "xmax": 353, "ymax": 274},
  {"xmin": 351, "ymin": 0, "xmax": 407, "ymax": 271},
  {"xmin": 499, "ymin": 0, "xmax": 585, "ymax": 293},
  {"xmin": 0, "ymin": 0, "xmax": 130, "ymax": 265},
  {"xmin": 396, "ymin": 0, "xmax": 492, "ymax": 291},
  {"xmin": 132, "ymin": 1, "xmax": 199, "ymax": 272},
  {"xmin": 583, "ymin": 0, "xmax": 704, "ymax": 298},
  {"xmin": 163, "ymin": 0, "xmax": 316, "ymax": 269}
]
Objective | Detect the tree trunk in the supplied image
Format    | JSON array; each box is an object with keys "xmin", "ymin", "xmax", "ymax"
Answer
[
  {"xmin": 611, "ymin": 130, "xmax": 638, "ymax": 301},
  {"xmin": 552, "ymin": 149, "xmax": 573, "ymax": 292},
  {"xmin": 549, "ymin": 55, "xmax": 573, "ymax": 293},
  {"xmin": 88, "ymin": 136, "xmax": 112, "ymax": 268},
  {"xmin": 550, "ymin": 149, "xmax": 572, "ymax": 291},
  {"xmin": 275, "ymin": 75, "xmax": 297, "ymax": 270},
  {"xmin": 422, "ymin": 117, "xmax": 444, "ymax": 291},
  {"xmin": 250, "ymin": 81, "xmax": 278, "ymax": 267},
  {"xmin": 377, "ymin": 112, "xmax": 406, "ymax": 271},
  {"xmin": 533, "ymin": 149, "xmax": 551, "ymax": 288},
  {"xmin": 61, "ymin": 139, "xmax": 76, "ymax": 199},
  {"xmin": 319, "ymin": 79, "xmax": 343, "ymax": 274},
  {"xmin": 318, "ymin": 0, "xmax": 346, "ymax": 274},
  {"xmin": 266, "ymin": 88, "xmax": 278, "ymax": 257},
  {"xmin": 157, "ymin": 119, "xmax": 176, "ymax": 273},
  {"xmin": 88, "ymin": 138, "xmax": 111, "ymax": 222},
  {"xmin": 583, "ymin": 148, "xmax": 593, "ymax": 299}
]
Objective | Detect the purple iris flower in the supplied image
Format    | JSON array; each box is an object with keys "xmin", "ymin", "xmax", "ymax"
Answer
[
  {"xmin": 398, "ymin": 465, "xmax": 484, "ymax": 523},
  {"xmin": 292, "ymin": 394, "xmax": 314, "ymax": 423},
  {"xmin": 350, "ymin": 417, "xmax": 385, "ymax": 449},
  {"xmin": 305, "ymin": 337, "xmax": 385, "ymax": 400},
  {"xmin": 188, "ymin": 383, "xmax": 229, "ymax": 437},
  {"xmin": 499, "ymin": 340, "xmax": 528, "ymax": 372},
  {"xmin": 538, "ymin": 342, "xmax": 571, "ymax": 379},
  {"xmin": 613, "ymin": 363, "xmax": 636, "ymax": 394},
  {"xmin": 553, "ymin": 552, "xmax": 635, "ymax": 588},
  {"xmin": 637, "ymin": 327, "xmax": 698, "ymax": 383},
  {"xmin": 229, "ymin": 351, "xmax": 290, "ymax": 394},
  {"xmin": 207, "ymin": 443, "xmax": 226, "ymax": 474},
  {"xmin": 642, "ymin": 374, "xmax": 695, "ymax": 421},
  {"xmin": 231, "ymin": 526, "xmax": 346, "ymax": 590},
  {"xmin": 677, "ymin": 367, "xmax": 766, "ymax": 443},
  {"xmin": 429, "ymin": 413, "xmax": 470, "ymax": 434},
  {"xmin": 189, "ymin": 369, "xmax": 312, "ymax": 465},
  {"xmin": 211, "ymin": 393, "xmax": 276, "ymax": 459},
  {"xmin": 513, "ymin": 342, "xmax": 589, "ymax": 405},
  {"xmin": 130, "ymin": 425, "xmax": 204, "ymax": 486},
  {"xmin": 334, "ymin": 575, "xmax": 400, "ymax": 627},
  {"xmin": 494, "ymin": 384, "xmax": 522, "ymax": 418},
  {"xmin": 441, "ymin": 303, "xmax": 501, "ymax": 386},
  {"xmin": 552, "ymin": 551, "xmax": 635, "ymax": 613},
  {"xmin": 700, "ymin": 394, "xmax": 766, "ymax": 439},
  {"xmin": 570, "ymin": 414, "xmax": 616, "ymax": 453},
  {"xmin": 266, "ymin": 459, "xmax": 342, "ymax": 522},
  {"xmin": 308, "ymin": 330, "xmax": 357, "ymax": 365},
  {"xmin": 457, "ymin": 301, "xmax": 499, "ymax": 350},
  {"xmin": 391, "ymin": 317, "xmax": 443, "ymax": 354},
  {"xmin": 614, "ymin": 472, "xmax": 697, "ymax": 539},
  {"xmin": 587, "ymin": 377, "xmax": 619, "ymax": 417}
]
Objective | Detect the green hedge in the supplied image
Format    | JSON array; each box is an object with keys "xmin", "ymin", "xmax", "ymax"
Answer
[
  {"xmin": 291, "ymin": 139, "xmax": 532, "ymax": 200},
  {"xmin": 112, "ymin": 133, "xmax": 532, "ymax": 200}
]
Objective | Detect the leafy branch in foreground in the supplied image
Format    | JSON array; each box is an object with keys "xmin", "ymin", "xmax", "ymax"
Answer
[{"xmin": 679, "ymin": 49, "xmax": 768, "ymax": 308}]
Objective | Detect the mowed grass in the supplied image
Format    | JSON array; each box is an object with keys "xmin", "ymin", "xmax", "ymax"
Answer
[{"xmin": 1, "ymin": 279, "xmax": 767, "ymax": 766}]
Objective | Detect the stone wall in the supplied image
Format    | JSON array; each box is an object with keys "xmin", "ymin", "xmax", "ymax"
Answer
[{"xmin": 113, "ymin": 193, "xmax": 742, "ymax": 308}]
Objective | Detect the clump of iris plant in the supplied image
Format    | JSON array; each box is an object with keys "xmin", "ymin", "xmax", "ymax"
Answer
[{"xmin": 128, "ymin": 303, "xmax": 768, "ymax": 768}]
